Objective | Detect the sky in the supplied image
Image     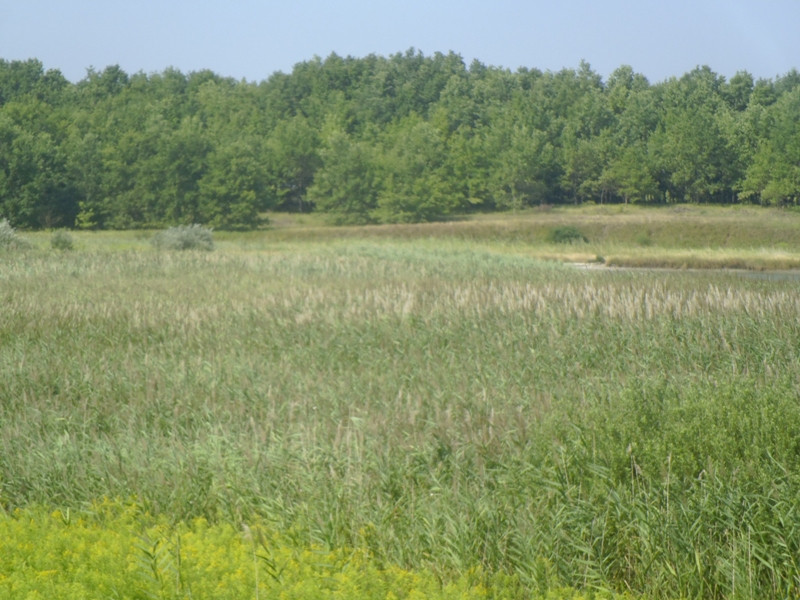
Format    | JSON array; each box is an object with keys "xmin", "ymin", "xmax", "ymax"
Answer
[{"xmin": 2, "ymin": 0, "xmax": 799, "ymax": 85}]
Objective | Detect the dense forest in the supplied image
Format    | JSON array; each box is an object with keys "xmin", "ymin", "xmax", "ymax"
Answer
[{"xmin": 1, "ymin": 50, "xmax": 800, "ymax": 230}]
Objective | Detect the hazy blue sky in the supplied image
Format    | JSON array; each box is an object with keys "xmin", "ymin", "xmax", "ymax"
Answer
[{"xmin": 2, "ymin": 0, "xmax": 798, "ymax": 84}]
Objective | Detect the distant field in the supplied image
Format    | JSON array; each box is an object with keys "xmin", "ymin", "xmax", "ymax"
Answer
[
  {"xmin": 3, "ymin": 206, "xmax": 800, "ymax": 598},
  {"xmin": 21, "ymin": 203, "xmax": 800, "ymax": 270}
]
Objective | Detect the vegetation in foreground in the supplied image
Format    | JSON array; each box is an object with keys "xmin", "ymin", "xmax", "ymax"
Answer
[
  {"xmin": 0, "ymin": 501, "xmax": 512, "ymax": 600},
  {"xmin": 2, "ymin": 228, "xmax": 800, "ymax": 598}
]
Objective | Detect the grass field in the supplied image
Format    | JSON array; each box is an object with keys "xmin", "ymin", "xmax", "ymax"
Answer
[
  {"xmin": 2, "ymin": 206, "xmax": 800, "ymax": 598},
  {"xmin": 259, "ymin": 204, "xmax": 800, "ymax": 270}
]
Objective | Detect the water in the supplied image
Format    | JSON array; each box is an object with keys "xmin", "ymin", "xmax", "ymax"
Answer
[{"xmin": 573, "ymin": 262, "xmax": 800, "ymax": 282}]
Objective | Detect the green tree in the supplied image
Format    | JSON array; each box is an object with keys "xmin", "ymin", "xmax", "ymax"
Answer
[
  {"xmin": 649, "ymin": 67, "xmax": 739, "ymax": 202},
  {"xmin": 490, "ymin": 123, "xmax": 559, "ymax": 208},
  {"xmin": 94, "ymin": 112, "xmax": 209, "ymax": 228},
  {"xmin": 560, "ymin": 129, "xmax": 611, "ymax": 203},
  {"xmin": 6, "ymin": 53, "xmax": 800, "ymax": 228},
  {"xmin": 740, "ymin": 88, "xmax": 800, "ymax": 204},
  {"xmin": 307, "ymin": 127, "xmax": 378, "ymax": 224},
  {"xmin": 374, "ymin": 116, "xmax": 460, "ymax": 222},
  {"xmin": 598, "ymin": 67, "xmax": 659, "ymax": 203},
  {"xmin": 0, "ymin": 102, "xmax": 77, "ymax": 227},
  {"xmin": 78, "ymin": 64, "xmax": 129, "ymax": 102},
  {"xmin": 68, "ymin": 131, "xmax": 107, "ymax": 229},
  {"xmin": 197, "ymin": 139, "xmax": 264, "ymax": 229},
  {"xmin": 600, "ymin": 143, "xmax": 659, "ymax": 203},
  {"xmin": 265, "ymin": 115, "xmax": 321, "ymax": 212},
  {"xmin": 723, "ymin": 70, "xmax": 754, "ymax": 111},
  {"xmin": 0, "ymin": 58, "xmax": 68, "ymax": 105},
  {"xmin": 157, "ymin": 116, "xmax": 209, "ymax": 223}
]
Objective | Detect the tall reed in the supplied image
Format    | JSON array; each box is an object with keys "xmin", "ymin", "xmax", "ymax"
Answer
[{"xmin": 2, "ymin": 242, "xmax": 799, "ymax": 598}]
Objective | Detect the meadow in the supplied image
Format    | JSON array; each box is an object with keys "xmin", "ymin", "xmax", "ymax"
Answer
[{"xmin": 2, "ymin": 206, "xmax": 800, "ymax": 599}]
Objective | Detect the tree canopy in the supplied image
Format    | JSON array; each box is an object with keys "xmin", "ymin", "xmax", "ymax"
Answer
[{"xmin": 1, "ymin": 53, "xmax": 799, "ymax": 229}]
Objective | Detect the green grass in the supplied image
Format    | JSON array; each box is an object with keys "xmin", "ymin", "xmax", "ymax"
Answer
[
  {"xmin": 3, "ymin": 208, "xmax": 800, "ymax": 598},
  {"xmin": 14, "ymin": 204, "xmax": 800, "ymax": 269}
]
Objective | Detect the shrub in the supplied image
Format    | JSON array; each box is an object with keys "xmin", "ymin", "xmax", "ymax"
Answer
[
  {"xmin": 152, "ymin": 224, "xmax": 214, "ymax": 251},
  {"xmin": 546, "ymin": 225, "xmax": 588, "ymax": 244},
  {"xmin": 0, "ymin": 219, "xmax": 31, "ymax": 250},
  {"xmin": 50, "ymin": 229, "xmax": 75, "ymax": 251}
]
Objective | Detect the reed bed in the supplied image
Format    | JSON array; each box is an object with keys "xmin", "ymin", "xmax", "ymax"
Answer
[{"xmin": 2, "ymin": 242, "xmax": 800, "ymax": 598}]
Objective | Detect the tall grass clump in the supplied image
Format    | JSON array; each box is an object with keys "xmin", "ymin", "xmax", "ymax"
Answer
[
  {"xmin": 151, "ymin": 224, "xmax": 214, "ymax": 251},
  {"xmin": 3, "ymin": 239, "xmax": 800, "ymax": 598},
  {"xmin": 0, "ymin": 219, "xmax": 31, "ymax": 250}
]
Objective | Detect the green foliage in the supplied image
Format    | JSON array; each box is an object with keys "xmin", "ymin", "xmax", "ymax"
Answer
[
  {"xmin": 151, "ymin": 224, "xmax": 214, "ymax": 250},
  {"xmin": 546, "ymin": 225, "xmax": 588, "ymax": 243},
  {"xmin": 307, "ymin": 128, "xmax": 379, "ymax": 224},
  {"xmin": 264, "ymin": 115, "xmax": 321, "ymax": 213},
  {"xmin": 373, "ymin": 117, "xmax": 461, "ymax": 223},
  {"xmin": 197, "ymin": 140, "xmax": 266, "ymax": 230},
  {"xmin": 0, "ymin": 103, "xmax": 77, "ymax": 228},
  {"xmin": 4, "ymin": 53, "xmax": 800, "ymax": 229},
  {"xmin": 740, "ymin": 87, "xmax": 800, "ymax": 204}
]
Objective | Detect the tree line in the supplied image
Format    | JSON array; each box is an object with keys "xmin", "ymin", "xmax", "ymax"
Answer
[{"xmin": 1, "ymin": 50, "xmax": 799, "ymax": 229}]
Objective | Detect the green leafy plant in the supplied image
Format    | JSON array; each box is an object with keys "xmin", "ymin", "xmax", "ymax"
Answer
[{"xmin": 152, "ymin": 224, "xmax": 214, "ymax": 251}]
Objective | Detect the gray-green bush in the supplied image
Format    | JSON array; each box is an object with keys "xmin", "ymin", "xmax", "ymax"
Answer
[
  {"xmin": 0, "ymin": 219, "xmax": 30, "ymax": 250},
  {"xmin": 50, "ymin": 229, "xmax": 75, "ymax": 251}
]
